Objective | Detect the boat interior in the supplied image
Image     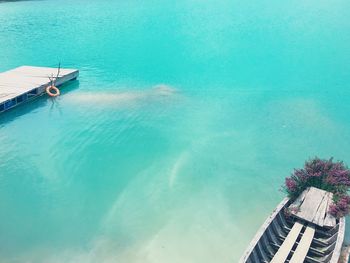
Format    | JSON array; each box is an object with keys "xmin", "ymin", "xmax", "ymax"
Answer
[{"xmin": 245, "ymin": 205, "xmax": 341, "ymax": 263}]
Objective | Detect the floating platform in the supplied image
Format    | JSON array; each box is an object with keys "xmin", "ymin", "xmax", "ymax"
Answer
[{"xmin": 0, "ymin": 66, "xmax": 79, "ymax": 113}]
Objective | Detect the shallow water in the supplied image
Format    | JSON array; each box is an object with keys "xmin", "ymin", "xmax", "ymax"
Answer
[{"xmin": 1, "ymin": 0, "xmax": 350, "ymax": 262}]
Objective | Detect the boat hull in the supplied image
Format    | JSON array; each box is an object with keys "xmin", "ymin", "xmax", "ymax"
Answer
[{"xmin": 239, "ymin": 198, "xmax": 345, "ymax": 263}]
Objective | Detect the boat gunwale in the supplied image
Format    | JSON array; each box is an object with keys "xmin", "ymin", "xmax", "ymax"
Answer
[
  {"xmin": 330, "ymin": 216, "xmax": 345, "ymax": 263},
  {"xmin": 238, "ymin": 197, "xmax": 289, "ymax": 263}
]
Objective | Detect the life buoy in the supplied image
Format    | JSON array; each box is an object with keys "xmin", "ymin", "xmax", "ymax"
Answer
[{"xmin": 46, "ymin": 85, "xmax": 60, "ymax": 97}]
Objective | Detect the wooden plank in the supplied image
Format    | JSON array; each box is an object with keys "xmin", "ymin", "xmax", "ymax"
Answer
[
  {"xmin": 313, "ymin": 192, "xmax": 331, "ymax": 226},
  {"xmin": 289, "ymin": 225, "xmax": 315, "ymax": 263},
  {"xmin": 290, "ymin": 187, "xmax": 337, "ymax": 227},
  {"xmin": 324, "ymin": 213, "xmax": 336, "ymax": 227},
  {"xmin": 295, "ymin": 187, "xmax": 327, "ymax": 223},
  {"xmin": 270, "ymin": 221, "xmax": 304, "ymax": 263},
  {"xmin": 0, "ymin": 66, "xmax": 78, "ymax": 104},
  {"xmin": 289, "ymin": 188, "xmax": 308, "ymax": 211},
  {"xmin": 324, "ymin": 193, "xmax": 337, "ymax": 227}
]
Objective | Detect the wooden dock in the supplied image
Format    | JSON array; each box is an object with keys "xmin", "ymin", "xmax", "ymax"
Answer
[{"xmin": 0, "ymin": 66, "xmax": 79, "ymax": 113}]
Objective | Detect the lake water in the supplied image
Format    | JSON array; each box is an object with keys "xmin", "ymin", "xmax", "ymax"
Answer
[{"xmin": 1, "ymin": 0, "xmax": 350, "ymax": 262}]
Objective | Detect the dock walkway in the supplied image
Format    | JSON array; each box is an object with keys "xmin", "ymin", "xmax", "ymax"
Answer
[{"xmin": 0, "ymin": 66, "xmax": 79, "ymax": 113}]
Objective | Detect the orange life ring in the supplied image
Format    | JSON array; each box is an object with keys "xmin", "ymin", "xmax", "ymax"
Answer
[{"xmin": 46, "ymin": 85, "xmax": 60, "ymax": 97}]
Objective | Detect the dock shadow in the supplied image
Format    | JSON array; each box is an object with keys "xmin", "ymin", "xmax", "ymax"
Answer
[
  {"xmin": 0, "ymin": 80, "xmax": 79, "ymax": 127},
  {"xmin": 0, "ymin": 0, "xmax": 42, "ymax": 3}
]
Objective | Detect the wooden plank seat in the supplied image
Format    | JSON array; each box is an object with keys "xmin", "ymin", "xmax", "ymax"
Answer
[
  {"xmin": 269, "ymin": 222, "xmax": 324, "ymax": 263},
  {"xmin": 289, "ymin": 225, "xmax": 315, "ymax": 263},
  {"xmin": 270, "ymin": 221, "xmax": 304, "ymax": 263},
  {"xmin": 270, "ymin": 215, "xmax": 339, "ymax": 262}
]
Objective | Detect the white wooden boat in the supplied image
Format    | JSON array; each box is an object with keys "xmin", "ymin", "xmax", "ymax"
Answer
[{"xmin": 240, "ymin": 187, "xmax": 345, "ymax": 263}]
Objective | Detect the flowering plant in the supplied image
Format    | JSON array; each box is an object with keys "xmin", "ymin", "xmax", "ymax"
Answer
[
  {"xmin": 329, "ymin": 195, "xmax": 350, "ymax": 218},
  {"xmin": 284, "ymin": 157, "xmax": 350, "ymax": 218}
]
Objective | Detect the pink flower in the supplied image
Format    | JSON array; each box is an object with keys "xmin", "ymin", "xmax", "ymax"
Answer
[
  {"xmin": 329, "ymin": 195, "xmax": 350, "ymax": 218},
  {"xmin": 285, "ymin": 177, "xmax": 297, "ymax": 192}
]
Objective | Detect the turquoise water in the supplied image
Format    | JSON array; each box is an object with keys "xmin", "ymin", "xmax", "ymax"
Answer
[{"xmin": 1, "ymin": 0, "xmax": 350, "ymax": 262}]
